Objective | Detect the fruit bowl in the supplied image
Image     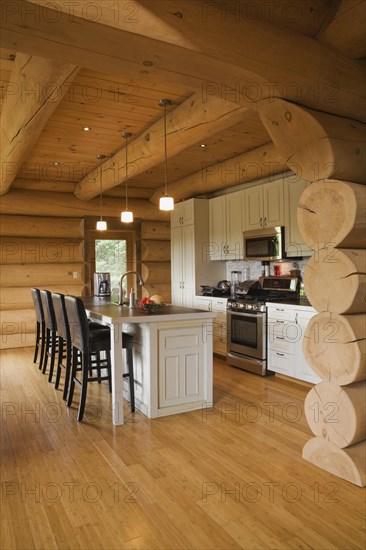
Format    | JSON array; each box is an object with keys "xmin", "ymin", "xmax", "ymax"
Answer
[{"xmin": 140, "ymin": 303, "xmax": 166, "ymax": 313}]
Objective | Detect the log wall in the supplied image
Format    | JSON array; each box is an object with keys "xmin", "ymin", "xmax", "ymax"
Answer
[
  {"xmin": 0, "ymin": 214, "xmax": 172, "ymax": 349},
  {"xmin": 0, "ymin": 214, "xmax": 86, "ymax": 350},
  {"xmin": 140, "ymin": 221, "xmax": 171, "ymax": 302}
]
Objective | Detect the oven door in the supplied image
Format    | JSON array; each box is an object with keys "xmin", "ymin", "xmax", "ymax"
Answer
[{"xmin": 227, "ymin": 309, "xmax": 266, "ymax": 360}]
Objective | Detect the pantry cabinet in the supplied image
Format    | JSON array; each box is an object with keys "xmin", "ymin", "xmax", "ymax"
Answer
[
  {"xmin": 284, "ymin": 175, "xmax": 313, "ymax": 257},
  {"xmin": 245, "ymin": 179, "xmax": 284, "ymax": 230},
  {"xmin": 267, "ymin": 303, "xmax": 321, "ymax": 384},
  {"xmin": 209, "ymin": 190, "xmax": 245, "ymax": 260},
  {"xmin": 171, "ymin": 199, "xmax": 224, "ymax": 306}
]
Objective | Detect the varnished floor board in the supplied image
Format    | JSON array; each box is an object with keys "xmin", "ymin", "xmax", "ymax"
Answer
[{"xmin": 1, "ymin": 348, "xmax": 365, "ymax": 550}]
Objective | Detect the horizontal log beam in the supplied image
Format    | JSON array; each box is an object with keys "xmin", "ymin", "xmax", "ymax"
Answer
[
  {"xmin": 0, "ymin": 53, "xmax": 79, "ymax": 194},
  {"xmin": 150, "ymin": 142, "xmax": 286, "ymax": 204},
  {"xmin": 258, "ymin": 98, "xmax": 366, "ymax": 183},
  {"xmin": 0, "ymin": 189, "xmax": 169, "ymax": 221},
  {"xmin": 0, "ymin": 214, "xmax": 84, "ymax": 238},
  {"xmin": 1, "ymin": 1, "xmax": 365, "ymax": 122},
  {"xmin": 74, "ymin": 93, "xmax": 251, "ymax": 200}
]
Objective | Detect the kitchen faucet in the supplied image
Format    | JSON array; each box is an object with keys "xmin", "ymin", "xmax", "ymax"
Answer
[{"xmin": 118, "ymin": 271, "xmax": 144, "ymax": 306}]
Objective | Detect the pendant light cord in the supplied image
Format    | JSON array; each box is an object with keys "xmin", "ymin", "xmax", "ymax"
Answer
[
  {"xmin": 125, "ymin": 135, "xmax": 128, "ymax": 211},
  {"xmin": 163, "ymin": 101, "xmax": 168, "ymax": 197},
  {"xmin": 99, "ymin": 158, "xmax": 103, "ymax": 221}
]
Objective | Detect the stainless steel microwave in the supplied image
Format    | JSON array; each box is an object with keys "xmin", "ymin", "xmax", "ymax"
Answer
[{"xmin": 243, "ymin": 226, "xmax": 284, "ymax": 261}]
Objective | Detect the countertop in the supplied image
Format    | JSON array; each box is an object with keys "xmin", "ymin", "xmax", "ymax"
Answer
[{"xmin": 83, "ymin": 297, "xmax": 216, "ymax": 323}]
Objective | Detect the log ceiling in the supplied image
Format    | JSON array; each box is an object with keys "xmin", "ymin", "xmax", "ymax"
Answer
[{"xmin": 0, "ymin": 0, "xmax": 365, "ymax": 214}]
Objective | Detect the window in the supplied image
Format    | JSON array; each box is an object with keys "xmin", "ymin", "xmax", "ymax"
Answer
[{"xmin": 95, "ymin": 239, "xmax": 127, "ymax": 289}]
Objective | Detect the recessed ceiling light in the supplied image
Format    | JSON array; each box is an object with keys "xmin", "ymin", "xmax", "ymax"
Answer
[
  {"xmin": 83, "ymin": 126, "xmax": 91, "ymax": 131},
  {"xmin": 53, "ymin": 162, "xmax": 60, "ymax": 166},
  {"xmin": 200, "ymin": 143, "xmax": 207, "ymax": 148}
]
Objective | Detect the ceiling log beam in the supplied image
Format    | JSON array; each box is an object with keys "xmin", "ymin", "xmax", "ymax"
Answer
[
  {"xmin": 74, "ymin": 93, "xmax": 251, "ymax": 201},
  {"xmin": 150, "ymin": 142, "xmax": 287, "ymax": 204},
  {"xmin": 0, "ymin": 52, "xmax": 79, "ymax": 195},
  {"xmin": 258, "ymin": 98, "xmax": 366, "ymax": 184},
  {"xmin": 1, "ymin": 1, "xmax": 365, "ymax": 123}
]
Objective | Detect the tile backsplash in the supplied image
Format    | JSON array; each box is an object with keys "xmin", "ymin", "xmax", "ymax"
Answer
[{"xmin": 225, "ymin": 258, "xmax": 309, "ymax": 282}]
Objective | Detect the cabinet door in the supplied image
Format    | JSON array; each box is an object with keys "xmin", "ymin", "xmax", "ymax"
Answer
[
  {"xmin": 295, "ymin": 311, "xmax": 322, "ymax": 384},
  {"xmin": 209, "ymin": 196, "xmax": 226, "ymax": 260},
  {"xmin": 268, "ymin": 350, "xmax": 295, "ymax": 376},
  {"xmin": 171, "ymin": 227, "xmax": 183, "ymax": 301},
  {"xmin": 226, "ymin": 190, "xmax": 244, "ymax": 259},
  {"xmin": 195, "ymin": 298, "xmax": 212, "ymax": 311},
  {"xmin": 245, "ymin": 186, "xmax": 263, "ymax": 230},
  {"xmin": 171, "ymin": 200, "xmax": 195, "ymax": 228},
  {"xmin": 284, "ymin": 176, "xmax": 313, "ymax": 257},
  {"xmin": 159, "ymin": 326, "xmax": 204, "ymax": 407},
  {"xmin": 263, "ymin": 179, "xmax": 284, "ymax": 228}
]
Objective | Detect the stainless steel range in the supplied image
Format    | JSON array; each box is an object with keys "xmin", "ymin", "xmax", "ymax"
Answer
[{"xmin": 227, "ymin": 277, "xmax": 299, "ymax": 376}]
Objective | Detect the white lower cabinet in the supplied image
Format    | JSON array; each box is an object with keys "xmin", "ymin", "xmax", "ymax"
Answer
[
  {"xmin": 267, "ymin": 303, "xmax": 321, "ymax": 384},
  {"xmin": 195, "ymin": 296, "xmax": 227, "ymax": 357},
  {"xmin": 158, "ymin": 324, "xmax": 204, "ymax": 407}
]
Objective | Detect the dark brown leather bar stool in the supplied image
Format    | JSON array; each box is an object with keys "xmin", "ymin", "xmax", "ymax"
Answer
[
  {"xmin": 122, "ymin": 333, "xmax": 135, "ymax": 413},
  {"xmin": 30, "ymin": 288, "xmax": 46, "ymax": 370},
  {"xmin": 65, "ymin": 296, "xmax": 112, "ymax": 422},
  {"xmin": 40, "ymin": 289, "xmax": 58, "ymax": 382},
  {"xmin": 52, "ymin": 292, "xmax": 72, "ymax": 400}
]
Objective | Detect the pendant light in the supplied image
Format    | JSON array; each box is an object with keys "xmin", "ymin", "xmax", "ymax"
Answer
[
  {"xmin": 96, "ymin": 154, "xmax": 107, "ymax": 230},
  {"xmin": 121, "ymin": 132, "xmax": 134, "ymax": 223},
  {"xmin": 159, "ymin": 99, "xmax": 174, "ymax": 211}
]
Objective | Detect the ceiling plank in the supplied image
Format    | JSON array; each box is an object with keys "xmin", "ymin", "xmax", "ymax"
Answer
[
  {"xmin": 74, "ymin": 93, "xmax": 251, "ymax": 200},
  {"xmin": 0, "ymin": 52, "xmax": 79, "ymax": 194},
  {"xmin": 150, "ymin": 142, "xmax": 287, "ymax": 204},
  {"xmin": 1, "ymin": 1, "xmax": 365, "ymax": 122}
]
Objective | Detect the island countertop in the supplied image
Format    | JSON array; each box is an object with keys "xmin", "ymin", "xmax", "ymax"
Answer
[{"xmin": 82, "ymin": 297, "xmax": 216, "ymax": 323}]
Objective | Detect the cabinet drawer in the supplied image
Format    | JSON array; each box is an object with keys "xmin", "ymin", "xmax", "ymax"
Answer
[
  {"xmin": 194, "ymin": 298, "xmax": 212, "ymax": 311},
  {"xmin": 268, "ymin": 350, "xmax": 295, "ymax": 376},
  {"xmin": 268, "ymin": 334, "xmax": 295, "ymax": 354},
  {"xmin": 267, "ymin": 308, "xmax": 296, "ymax": 322},
  {"xmin": 268, "ymin": 319, "xmax": 301, "ymax": 344},
  {"xmin": 212, "ymin": 298, "xmax": 227, "ymax": 312}
]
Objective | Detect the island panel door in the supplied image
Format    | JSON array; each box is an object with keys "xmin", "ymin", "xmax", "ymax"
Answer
[{"xmin": 158, "ymin": 326, "xmax": 204, "ymax": 407}]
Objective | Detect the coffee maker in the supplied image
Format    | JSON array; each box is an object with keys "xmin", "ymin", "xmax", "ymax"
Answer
[{"xmin": 94, "ymin": 272, "xmax": 111, "ymax": 297}]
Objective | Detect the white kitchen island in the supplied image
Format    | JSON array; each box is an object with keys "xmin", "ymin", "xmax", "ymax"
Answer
[{"xmin": 83, "ymin": 298, "xmax": 216, "ymax": 425}]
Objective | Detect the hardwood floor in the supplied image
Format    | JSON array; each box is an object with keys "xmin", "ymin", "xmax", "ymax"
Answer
[{"xmin": 1, "ymin": 348, "xmax": 365, "ymax": 550}]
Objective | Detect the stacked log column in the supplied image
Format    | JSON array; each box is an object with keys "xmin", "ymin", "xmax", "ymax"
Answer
[
  {"xmin": 299, "ymin": 181, "xmax": 366, "ymax": 487},
  {"xmin": 257, "ymin": 98, "xmax": 366, "ymax": 487}
]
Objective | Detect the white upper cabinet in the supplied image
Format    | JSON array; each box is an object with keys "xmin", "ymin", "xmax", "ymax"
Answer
[
  {"xmin": 209, "ymin": 191, "xmax": 245, "ymax": 260},
  {"xmin": 245, "ymin": 179, "xmax": 284, "ymax": 230},
  {"xmin": 284, "ymin": 175, "xmax": 313, "ymax": 257},
  {"xmin": 171, "ymin": 200, "xmax": 195, "ymax": 228}
]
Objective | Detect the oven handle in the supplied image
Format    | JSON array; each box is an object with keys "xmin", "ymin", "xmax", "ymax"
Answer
[{"xmin": 227, "ymin": 310, "xmax": 266, "ymax": 318}]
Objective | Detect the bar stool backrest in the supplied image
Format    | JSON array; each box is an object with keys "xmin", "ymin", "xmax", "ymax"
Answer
[
  {"xmin": 52, "ymin": 293, "xmax": 70, "ymax": 341},
  {"xmin": 64, "ymin": 296, "xmax": 88, "ymax": 353},
  {"xmin": 40, "ymin": 290, "xmax": 57, "ymax": 331},
  {"xmin": 31, "ymin": 288, "xmax": 44, "ymax": 324}
]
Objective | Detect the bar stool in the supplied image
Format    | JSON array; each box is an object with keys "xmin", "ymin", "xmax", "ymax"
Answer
[
  {"xmin": 65, "ymin": 296, "xmax": 112, "ymax": 422},
  {"xmin": 122, "ymin": 333, "xmax": 135, "ymax": 413},
  {"xmin": 40, "ymin": 289, "xmax": 58, "ymax": 382},
  {"xmin": 52, "ymin": 293, "xmax": 72, "ymax": 400},
  {"xmin": 30, "ymin": 288, "xmax": 46, "ymax": 370}
]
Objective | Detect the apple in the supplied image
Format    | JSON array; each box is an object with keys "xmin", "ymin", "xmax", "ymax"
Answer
[{"xmin": 150, "ymin": 294, "xmax": 164, "ymax": 304}]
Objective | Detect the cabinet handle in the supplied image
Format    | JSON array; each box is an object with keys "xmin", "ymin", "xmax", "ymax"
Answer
[
  {"xmin": 276, "ymin": 352, "xmax": 285, "ymax": 357},
  {"xmin": 276, "ymin": 308, "xmax": 285, "ymax": 312},
  {"xmin": 295, "ymin": 314, "xmax": 298, "ymax": 324},
  {"xmin": 260, "ymin": 217, "xmax": 263, "ymax": 227},
  {"xmin": 208, "ymin": 303, "xmax": 212, "ymax": 311},
  {"xmin": 276, "ymin": 320, "xmax": 285, "ymax": 324},
  {"xmin": 264, "ymin": 216, "xmax": 267, "ymax": 226},
  {"xmin": 276, "ymin": 337, "xmax": 285, "ymax": 340},
  {"xmin": 182, "ymin": 281, "xmax": 184, "ymax": 289}
]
